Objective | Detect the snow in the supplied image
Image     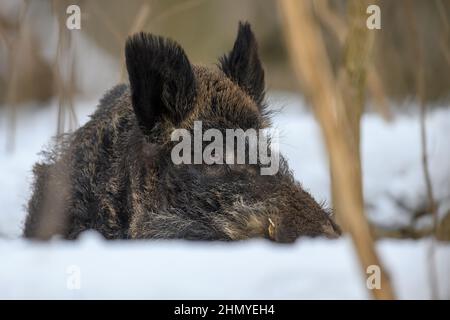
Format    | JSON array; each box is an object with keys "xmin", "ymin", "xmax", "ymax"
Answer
[
  {"xmin": 0, "ymin": 234, "xmax": 448, "ymax": 299},
  {"xmin": 0, "ymin": 93, "xmax": 449, "ymax": 299}
]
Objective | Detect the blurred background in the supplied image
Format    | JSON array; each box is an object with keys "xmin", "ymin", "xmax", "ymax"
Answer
[
  {"xmin": 0, "ymin": 0, "xmax": 449, "ymax": 299},
  {"xmin": 1, "ymin": 0, "xmax": 450, "ymax": 104}
]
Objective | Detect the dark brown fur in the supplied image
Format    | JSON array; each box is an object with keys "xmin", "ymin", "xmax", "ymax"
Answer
[{"xmin": 24, "ymin": 23, "xmax": 340, "ymax": 242}]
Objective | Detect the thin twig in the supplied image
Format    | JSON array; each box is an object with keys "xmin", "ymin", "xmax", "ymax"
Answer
[{"xmin": 405, "ymin": 0, "xmax": 440, "ymax": 300}]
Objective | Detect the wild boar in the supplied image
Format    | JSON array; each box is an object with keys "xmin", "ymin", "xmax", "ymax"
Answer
[{"xmin": 24, "ymin": 22, "xmax": 340, "ymax": 242}]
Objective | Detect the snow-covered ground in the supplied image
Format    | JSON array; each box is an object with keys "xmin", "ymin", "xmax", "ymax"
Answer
[
  {"xmin": 0, "ymin": 93, "xmax": 449, "ymax": 299},
  {"xmin": 0, "ymin": 234, "xmax": 449, "ymax": 299}
]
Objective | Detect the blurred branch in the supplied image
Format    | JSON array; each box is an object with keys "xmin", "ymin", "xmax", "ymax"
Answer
[
  {"xmin": 435, "ymin": 0, "xmax": 449, "ymax": 30},
  {"xmin": 313, "ymin": 0, "xmax": 347, "ymax": 43},
  {"xmin": 31, "ymin": 0, "xmax": 79, "ymax": 239},
  {"xmin": 331, "ymin": 0, "xmax": 376, "ymax": 233},
  {"xmin": 0, "ymin": 15, "xmax": 13, "ymax": 49},
  {"xmin": 366, "ymin": 65, "xmax": 391, "ymax": 121},
  {"xmin": 120, "ymin": 0, "xmax": 207, "ymax": 81},
  {"xmin": 90, "ymin": 1, "xmax": 124, "ymax": 44},
  {"xmin": 90, "ymin": 0, "xmax": 206, "ymax": 82},
  {"xmin": 52, "ymin": 0, "xmax": 78, "ymax": 136},
  {"xmin": 92, "ymin": 1, "xmax": 152, "ymax": 82},
  {"xmin": 278, "ymin": 0, "xmax": 395, "ymax": 299},
  {"xmin": 145, "ymin": 0, "xmax": 206, "ymax": 28},
  {"xmin": 129, "ymin": 3, "xmax": 151, "ymax": 39},
  {"xmin": 435, "ymin": 0, "xmax": 450, "ymax": 68},
  {"xmin": 405, "ymin": 0, "xmax": 439, "ymax": 300},
  {"xmin": 314, "ymin": 0, "xmax": 391, "ymax": 121},
  {"xmin": 440, "ymin": 41, "xmax": 450, "ymax": 67},
  {"xmin": 4, "ymin": 0, "xmax": 30, "ymax": 153},
  {"xmin": 119, "ymin": 3, "xmax": 151, "ymax": 81}
]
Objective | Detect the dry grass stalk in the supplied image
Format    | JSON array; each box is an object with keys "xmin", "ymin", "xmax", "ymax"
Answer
[{"xmin": 278, "ymin": 0, "xmax": 395, "ymax": 299}]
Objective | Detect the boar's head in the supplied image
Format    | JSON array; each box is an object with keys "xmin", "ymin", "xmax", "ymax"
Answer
[{"xmin": 125, "ymin": 22, "xmax": 340, "ymax": 242}]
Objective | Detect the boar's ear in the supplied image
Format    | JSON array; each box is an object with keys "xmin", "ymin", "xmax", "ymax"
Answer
[
  {"xmin": 125, "ymin": 33, "xmax": 195, "ymax": 134},
  {"xmin": 219, "ymin": 22, "xmax": 265, "ymax": 107}
]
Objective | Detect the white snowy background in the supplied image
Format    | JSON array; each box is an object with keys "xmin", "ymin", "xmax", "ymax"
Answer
[{"xmin": 0, "ymin": 93, "xmax": 449, "ymax": 299}]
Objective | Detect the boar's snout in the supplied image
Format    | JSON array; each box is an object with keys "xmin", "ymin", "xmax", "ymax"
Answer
[
  {"xmin": 262, "ymin": 187, "xmax": 342, "ymax": 243},
  {"xmin": 269, "ymin": 213, "xmax": 341, "ymax": 243}
]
